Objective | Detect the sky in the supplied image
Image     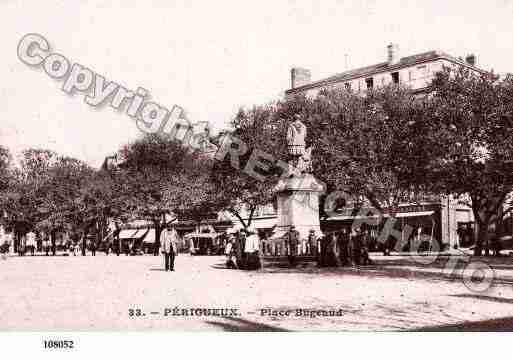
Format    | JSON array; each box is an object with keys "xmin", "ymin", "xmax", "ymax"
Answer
[{"xmin": 1, "ymin": 0, "xmax": 512, "ymax": 168}]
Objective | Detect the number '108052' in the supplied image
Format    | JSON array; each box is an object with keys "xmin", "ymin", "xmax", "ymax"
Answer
[{"xmin": 43, "ymin": 340, "xmax": 74, "ymax": 349}]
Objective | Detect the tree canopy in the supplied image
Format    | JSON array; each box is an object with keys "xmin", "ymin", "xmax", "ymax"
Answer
[{"xmin": 414, "ymin": 69, "xmax": 513, "ymax": 254}]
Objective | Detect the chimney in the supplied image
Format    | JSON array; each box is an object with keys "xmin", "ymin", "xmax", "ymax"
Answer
[
  {"xmin": 291, "ymin": 67, "xmax": 311, "ymax": 89},
  {"xmin": 465, "ymin": 54, "xmax": 476, "ymax": 66},
  {"xmin": 387, "ymin": 43, "xmax": 400, "ymax": 65}
]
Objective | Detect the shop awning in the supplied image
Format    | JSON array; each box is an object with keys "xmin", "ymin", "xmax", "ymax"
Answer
[
  {"xmin": 142, "ymin": 229, "xmax": 156, "ymax": 243},
  {"xmin": 327, "ymin": 210, "xmax": 435, "ymax": 221},
  {"xmin": 395, "ymin": 211, "xmax": 435, "ymax": 218},
  {"xmin": 118, "ymin": 229, "xmax": 141, "ymax": 240}
]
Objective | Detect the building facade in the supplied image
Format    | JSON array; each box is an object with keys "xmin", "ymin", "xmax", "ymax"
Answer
[{"xmin": 286, "ymin": 43, "xmax": 485, "ymax": 98}]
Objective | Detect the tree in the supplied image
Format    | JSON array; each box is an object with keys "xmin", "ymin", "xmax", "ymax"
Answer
[
  {"xmin": 163, "ymin": 156, "xmax": 219, "ymax": 223},
  {"xmin": 1, "ymin": 148, "xmax": 99, "ymax": 254},
  {"xmin": 210, "ymin": 106, "xmax": 283, "ymax": 229},
  {"xmin": 305, "ymin": 86, "xmax": 432, "ymax": 214},
  {"xmin": 2, "ymin": 149, "xmax": 58, "ymax": 240},
  {"xmin": 114, "ymin": 134, "xmax": 209, "ymax": 255},
  {"xmin": 0, "ymin": 145, "xmax": 11, "ymax": 191},
  {"xmin": 418, "ymin": 69, "xmax": 513, "ymax": 255},
  {"xmin": 214, "ymin": 87, "xmax": 431, "ymax": 238},
  {"xmin": 265, "ymin": 86, "xmax": 433, "ymax": 228},
  {"xmin": 41, "ymin": 156, "xmax": 96, "ymax": 255},
  {"xmin": 0, "ymin": 146, "xmax": 12, "ymax": 212}
]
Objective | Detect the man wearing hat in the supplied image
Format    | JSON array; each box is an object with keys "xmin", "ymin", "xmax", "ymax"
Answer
[
  {"xmin": 160, "ymin": 227, "xmax": 178, "ymax": 271},
  {"xmin": 285, "ymin": 225, "xmax": 300, "ymax": 267}
]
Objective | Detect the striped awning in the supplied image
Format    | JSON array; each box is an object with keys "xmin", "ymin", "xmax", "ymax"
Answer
[{"xmin": 118, "ymin": 229, "xmax": 141, "ymax": 240}]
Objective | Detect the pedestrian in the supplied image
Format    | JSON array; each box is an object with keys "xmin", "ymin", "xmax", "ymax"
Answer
[
  {"xmin": 382, "ymin": 233, "xmax": 392, "ymax": 256},
  {"xmin": 307, "ymin": 229, "xmax": 317, "ymax": 256},
  {"xmin": 285, "ymin": 225, "xmax": 299, "ymax": 267},
  {"xmin": 338, "ymin": 229, "xmax": 350, "ymax": 266},
  {"xmin": 317, "ymin": 233, "xmax": 328, "ymax": 267},
  {"xmin": 26, "ymin": 231, "xmax": 36, "ymax": 256},
  {"xmin": 42, "ymin": 232, "xmax": 50, "ymax": 256},
  {"xmin": 18, "ymin": 234, "xmax": 26, "ymax": 256},
  {"xmin": 239, "ymin": 231, "xmax": 247, "ymax": 269},
  {"xmin": 3, "ymin": 231, "xmax": 13, "ymax": 255},
  {"xmin": 244, "ymin": 231, "xmax": 261, "ymax": 270},
  {"xmin": 71, "ymin": 241, "xmax": 78, "ymax": 256},
  {"xmin": 91, "ymin": 240, "xmax": 96, "ymax": 256},
  {"xmin": 232, "ymin": 231, "xmax": 243, "ymax": 269},
  {"xmin": 351, "ymin": 229, "xmax": 362, "ymax": 266},
  {"xmin": 326, "ymin": 232, "xmax": 341, "ymax": 267},
  {"xmin": 160, "ymin": 227, "xmax": 178, "ymax": 271},
  {"xmin": 113, "ymin": 238, "xmax": 120, "ymax": 256},
  {"xmin": 225, "ymin": 235, "xmax": 237, "ymax": 269},
  {"xmin": 360, "ymin": 229, "xmax": 373, "ymax": 265}
]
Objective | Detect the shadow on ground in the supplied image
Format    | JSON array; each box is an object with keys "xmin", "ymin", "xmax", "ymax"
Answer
[
  {"xmin": 205, "ymin": 317, "xmax": 290, "ymax": 332},
  {"xmin": 207, "ymin": 256, "xmax": 513, "ymax": 286},
  {"xmin": 210, "ymin": 264, "xmax": 231, "ymax": 270},
  {"xmin": 412, "ymin": 316, "xmax": 513, "ymax": 331},
  {"xmin": 449, "ymin": 293, "xmax": 513, "ymax": 305}
]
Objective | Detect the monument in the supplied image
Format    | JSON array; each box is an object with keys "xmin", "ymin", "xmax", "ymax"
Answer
[{"xmin": 272, "ymin": 114, "xmax": 325, "ymax": 242}]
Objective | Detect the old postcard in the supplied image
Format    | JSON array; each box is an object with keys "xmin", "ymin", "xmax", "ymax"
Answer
[{"xmin": 1, "ymin": 1, "xmax": 513, "ymax": 348}]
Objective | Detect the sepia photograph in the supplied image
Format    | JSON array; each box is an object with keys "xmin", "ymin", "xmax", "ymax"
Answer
[{"xmin": 1, "ymin": 0, "xmax": 513, "ymax": 351}]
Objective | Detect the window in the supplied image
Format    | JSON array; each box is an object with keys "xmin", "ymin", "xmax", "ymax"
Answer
[
  {"xmin": 417, "ymin": 65, "xmax": 428, "ymax": 77},
  {"xmin": 391, "ymin": 72, "xmax": 400, "ymax": 84},
  {"xmin": 365, "ymin": 77, "xmax": 374, "ymax": 89},
  {"xmin": 344, "ymin": 82, "xmax": 351, "ymax": 91}
]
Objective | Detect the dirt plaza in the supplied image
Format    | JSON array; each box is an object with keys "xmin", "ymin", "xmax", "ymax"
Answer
[{"xmin": 1, "ymin": 254, "xmax": 513, "ymax": 331}]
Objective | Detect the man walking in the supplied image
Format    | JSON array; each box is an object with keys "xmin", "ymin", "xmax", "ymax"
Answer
[{"xmin": 161, "ymin": 227, "xmax": 178, "ymax": 271}]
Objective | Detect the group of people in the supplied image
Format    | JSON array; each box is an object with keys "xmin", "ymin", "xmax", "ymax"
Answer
[
  {"xmin": 224, "ymin": 229, "xmax": 261, "ymax": 270},
  {"xmin": 282, "ymin": 226, "xmax": 373, "ymax": 268},
  {"xmin": 1, "ymin": 230, "xmax": 49, "ymax": 256},
  {"xmin": 222, "ymin": 225, "xmax": 375, "ymax": 270},
  {"xmin": 0, "ymin": 228, "xmax": 104, "ymax": 257},
  {"xmin": 317, "ymin": 228, "xmax": 373, "ymax": 267}
]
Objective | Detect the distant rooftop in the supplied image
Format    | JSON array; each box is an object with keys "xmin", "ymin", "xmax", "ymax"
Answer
[{"xmin": 286, "ymin": 48, "xmax": 486, "ymax": 94}]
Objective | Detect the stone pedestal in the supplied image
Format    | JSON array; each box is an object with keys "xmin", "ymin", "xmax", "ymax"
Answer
[{"xmin": 272, "ymin": 174, "xmax": 325, "ymax": 240}]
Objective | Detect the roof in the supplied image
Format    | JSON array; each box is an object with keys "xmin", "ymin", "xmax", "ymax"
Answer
[{"xmin": 286, "ymin": 50, "xmax": 486, "ymax": 95}]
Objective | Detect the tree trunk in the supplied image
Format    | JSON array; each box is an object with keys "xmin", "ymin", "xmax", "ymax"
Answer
[
  {"xmin": 81, "ymin": 232, "xmax": 86, "ymax": 256},
  {"xmin": 247, "ymin": 206, "xmax": 256, "ymax": 229},
  {"xmin": 473, "ymin": 219, "xmax": 488, "ymax": 256},
  {"xmin": 153, "ymin": 221, "xmax": 162, "ymax": 256},
  {"xmin": 50, "ymin": 229, "xmax": 56, "ymax": 256},
  {"xmin": 229, "ymin": 209, "xmax": 248, "ymax": 230},
  {"xmin": 82, "ymin": 224, "xmax": 92, "ymax": 256}
]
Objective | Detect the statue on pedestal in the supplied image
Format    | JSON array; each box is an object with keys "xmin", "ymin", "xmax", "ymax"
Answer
[
  {"xmin": 269, "ymin": 113, "xmax": 324, "ymax": 263},
  {"xmin": 286, "ymin": 114, "xmax": 313, "ymax": 176}
]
